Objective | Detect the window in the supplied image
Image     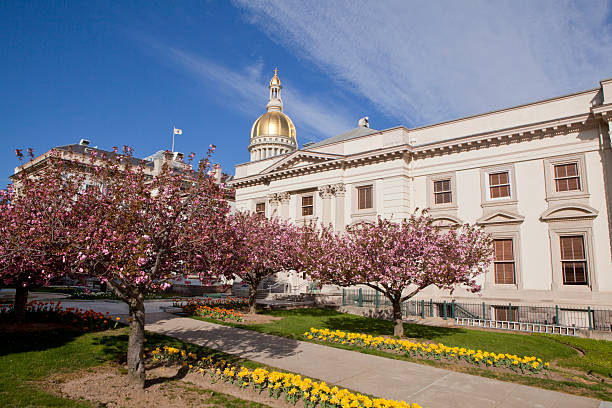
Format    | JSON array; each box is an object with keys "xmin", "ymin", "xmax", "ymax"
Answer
[
  {"xmin": 554, "ymin": 163, "xmax": 581, "ymax": 192},
  {"xmin": 493, "ymin": 239, "xmax": 515, "ymax": 284},
  {"xmin": 433, "ymin": 179, "xmax": 452, "ymax": 204},
  {"xmin": 301, "ymin": 195, "xmax": 314, "ymax": 216},
  {"xmin": 489, "ymin": 171, "xmax": 511, "ymax": 199},
  {"xmin": 255, "ymin": 202, "xmax": 265, "ymax": 215},
  {"xmin": 494, "ymin": 306, "xmax": 519, "ymax": 322},
  {"xmin": 357, "ymin": 185, "xmax": 373, "ymax": 210},
  {"xmin": 560, "ymin": 236, "xmax": 588, "ymax": 285}
]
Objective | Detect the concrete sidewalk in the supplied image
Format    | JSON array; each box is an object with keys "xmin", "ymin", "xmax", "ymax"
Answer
[{"xmin": 144, "ymin": 313, "xmax": 606, "ymax": 408}]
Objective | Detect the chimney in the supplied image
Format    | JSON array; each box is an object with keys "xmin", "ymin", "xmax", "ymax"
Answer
[
  {"xmin": 79, "ymin": 139, "xmax": 90, "ymax": 146},
  {"xmin": 213, "ymin": 163, "xmax": 222, "ymax": 184}
]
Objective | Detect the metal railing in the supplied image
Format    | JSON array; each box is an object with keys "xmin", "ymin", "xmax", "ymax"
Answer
[{"xmin": 342, "ymin": 288, "xmax": 612, "ymax": 332}]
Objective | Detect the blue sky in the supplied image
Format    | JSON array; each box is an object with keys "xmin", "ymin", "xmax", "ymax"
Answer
[{"xmin": 1, "ymin": 1, "xmax": 611, "ymax": 184}]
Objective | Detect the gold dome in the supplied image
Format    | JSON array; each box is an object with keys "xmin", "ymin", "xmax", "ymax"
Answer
[{"xmin": 250, "ymin": 111, "xmax": 296, "ymax": 140}]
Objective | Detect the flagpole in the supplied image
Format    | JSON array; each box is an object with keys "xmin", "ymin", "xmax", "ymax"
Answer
[{"xmin": 171, "ymin": 124, "xmax": 175, "ymax": 152}]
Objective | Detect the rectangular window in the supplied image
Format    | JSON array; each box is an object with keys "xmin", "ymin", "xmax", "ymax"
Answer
[
  {"xmin": 493, "ymin": 239, "xmax": 515, "ymax": 284},
  {"xmin": 494, "ymin": 306, "xmax": 519, "ymax": 322},
  {"xmin": 560, "ymin": 236, "xmax": 588, "ymax": 285},
  {"xmin": 357, "ymin": 185, "xmax": 373, "ymax": 210},
  {"xmin": 301, "ymin": 195, "xmax": 314, "ymax": 216},
  {"xmin": 489, "ymin": 171, "xmax": 511, "ymax": 199},
  {"xmin": 554, "ymin": 163, "xmax": 581, "ymax": 192},
  {"xmin": 255, "ymin": 202, "xmax": 265, "ymax": 215},
  {"xmin": 433, "ymin": 179, "xmax": 452, "ymax": 204}
]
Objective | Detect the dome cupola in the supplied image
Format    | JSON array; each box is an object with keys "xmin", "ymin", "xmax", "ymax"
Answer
[{"xmin": 248, "ymin": 68, "xmax": 298, "ymax": 161}]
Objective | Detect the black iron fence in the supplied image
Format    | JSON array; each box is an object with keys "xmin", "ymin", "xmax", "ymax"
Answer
[{"xmin": 342, "ymin": 288, "xmax": 612, "ymax": 331}]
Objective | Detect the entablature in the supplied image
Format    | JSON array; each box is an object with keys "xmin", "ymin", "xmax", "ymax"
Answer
[{"xmin": 231, "ymin": 112, "xmax": 605, "ymax": 188}]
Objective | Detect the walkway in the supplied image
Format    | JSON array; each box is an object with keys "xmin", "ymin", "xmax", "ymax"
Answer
[{"xmin": 144, "ymin": 312, "xmax": 607, "ymax": 408}]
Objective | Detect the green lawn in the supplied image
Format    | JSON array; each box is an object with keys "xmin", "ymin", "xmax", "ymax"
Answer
[
  {"xmin": 0, "ymin": 327, "xmax": 271, "ymax": 407},
  {"xmin": 541, "ymin": 335, "xmax": 612, "ymax": 378},
  {"xmin": 198, "ymin": 308, "xmax": 579, "ymax": 362},
  {"xmin": 1, "ymin": 329, "xmax": 114, "ymax": 407}
]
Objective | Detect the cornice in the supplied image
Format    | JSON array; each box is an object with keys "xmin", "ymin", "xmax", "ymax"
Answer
[
  {"xmin": 412, "ymin": 113, "xmax": 594, "ymax": 158},
  {"xmin": 591, "ymin": 103, "xmax": 612, "ymax": 118}
]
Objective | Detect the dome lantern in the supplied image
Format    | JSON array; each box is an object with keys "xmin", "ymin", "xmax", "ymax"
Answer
[{"xmin": 248, "ymin": 69, "xmax": 298, "ymax": 162}]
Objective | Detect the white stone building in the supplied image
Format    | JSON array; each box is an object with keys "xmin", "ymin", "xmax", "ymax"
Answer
[{"xmin": 231, "ymin": 71, "xmax": 612, "ymax": 308}]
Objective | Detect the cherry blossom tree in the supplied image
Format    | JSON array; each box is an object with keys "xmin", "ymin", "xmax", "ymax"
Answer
[
  {"xmin": 75, "ymin": 146, "xmax": 231, "ymax": 388},
  {"xmin": 0, "ymin": 150, "xmax": 87, "ymax": 321},
  {"xmin": 300, "ymin": 213, "xmax": 493, "ymax": 336},
  {"xmin": 228, "ymin": 211, "xmax": 302, "ymax": 314}
]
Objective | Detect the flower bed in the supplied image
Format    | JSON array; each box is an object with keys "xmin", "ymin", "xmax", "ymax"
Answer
[
  {"xmin": 195, "ymin": 305, "xmax": 243, "ymax": 322},
  {"xmin": 0, "ymin": 300, "xmax": 122, "ymax": 331},
  {"xmin": 304, "ymin": 328, "xmax": 549, "ymax": 374},
  {"xmin": 151, "ymin": 345, "xmax": 422, "ymax": 408},
  {"xmin": 173, "ymin": 296, "xmax": 248, "ymax": 315}
]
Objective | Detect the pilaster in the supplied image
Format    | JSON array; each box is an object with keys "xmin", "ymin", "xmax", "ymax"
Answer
[
  {"xmin": 279, "ymin": 192, "xmax": 291, "ymax": 219},
  {"xmin": 332, "ymin": 183, "xmax": 346, "ymax": 231},
  {"xmin": 318, "ymin": 185, "xmax": 334, "ymax": 226}
]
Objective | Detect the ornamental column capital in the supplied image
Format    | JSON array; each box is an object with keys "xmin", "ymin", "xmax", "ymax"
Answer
[
  {"xmin": 332, "ymin": 182, "xmax": 346, "ymax": 197},
  {"xmin": 318, "ymin": 185, "xmax": 334, "ymax": 199},
  {"xmin": 267, "ymin": 193, "xmax": 281, "ymax": 204},
  {"xmin": 279, "ymin": 192, "xmax": 291, "ymax": 203}
]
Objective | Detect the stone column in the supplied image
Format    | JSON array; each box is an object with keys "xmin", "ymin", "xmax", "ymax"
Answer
[
  {"xmin": 279, "ymin": 192, "xmax": 291, "ymax": 219},
  {"xmin": 318, "ymin": 185, "xmax": 333, "ymax": 226},
  {"xmin": 332, "ymin": 183, "xmax": 346, "ymax": 231}
]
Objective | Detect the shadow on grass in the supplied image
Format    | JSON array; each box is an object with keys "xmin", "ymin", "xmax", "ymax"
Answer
[
  {"xmin": 324, "ymin": 316, "xmax": 465, "ymax": 339},
  {"xmin": 323, "ymin": 315, "xmax": 394, "ymax": 335},
  {"xmin": 0, "ymin": 328, "xmax": 83, "ymax": 356},
  {"xmin": 264, "ymin": 308, "xmax": 342, "ymax": 318},
  {"xmin": 402, "ymin": 323, "xmax": 467, "ymax": 340}
]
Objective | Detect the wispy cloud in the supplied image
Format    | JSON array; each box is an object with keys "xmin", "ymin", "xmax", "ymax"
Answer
[
  {"xmin": 233, "ymin": 0, "xmax": 612, "ymax": 126},
  {"xmin": 156, "ymin": 45, "xmax": 354, "ymax": 143}
]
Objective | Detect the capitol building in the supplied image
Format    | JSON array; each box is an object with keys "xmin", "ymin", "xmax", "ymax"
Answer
[{"xmin": 231, "ymin": 70, "xmax": 612, "ymax": 309}]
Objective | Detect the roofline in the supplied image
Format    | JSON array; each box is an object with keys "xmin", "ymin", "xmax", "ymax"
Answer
[
  {"xmin": 302, "ymin": 126, "xmax": 407, "ymax": 151},
  {"xmin": 405, "ymin": 87, "xmax": 599, "ymax": 134}
]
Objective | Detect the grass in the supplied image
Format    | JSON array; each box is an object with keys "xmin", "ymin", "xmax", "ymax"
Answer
[
  {"xmin": 0, "ymin": 328, "xmax": 114, "ymax": 407},
  {"xmin": 195, "ymin": 308, "xmax": 578, "ymax": 361},
  {"xmin": 191, "ymin": 307, "xmax": 612, "ymax": 400},
  {"xmin": 541, "ymin": 335, "xmax": 612, "ymax": 378},
  {"xmin": 0, "ymin": 326, "xmax": 272, "ymax": 407}
]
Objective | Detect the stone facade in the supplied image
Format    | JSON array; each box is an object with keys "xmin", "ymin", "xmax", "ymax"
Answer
[{"xmin": 231, "ymin": 78, "xmax": 612, "ymax": 307}]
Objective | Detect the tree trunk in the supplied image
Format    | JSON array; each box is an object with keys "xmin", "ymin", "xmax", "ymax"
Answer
[
  {"xmin": 127, "ymin": 295, "xmax": 146, "ymax": 388},
  {"xmin": 391, "ymin": 297, "xmax": 404, "ymax": 337},
  {"xmin": 248, "ymin": 280, "xmax": 260, "ymax": 315},
  {"xmin": 14, "ymin": 284, "xmax": 29, "ymax": 322}
]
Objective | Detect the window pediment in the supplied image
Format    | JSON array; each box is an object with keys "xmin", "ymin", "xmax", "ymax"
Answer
[
  {"xmin": 540, "ymin": 204, "xmax": 598, "ymax": 222},
  {"xmin": 432, "ymin": 214, "xmax": 463, "ymax": 228},
  {"xmin": 477, "ymin": 210, "xmax": 524, "ymax": 226}
]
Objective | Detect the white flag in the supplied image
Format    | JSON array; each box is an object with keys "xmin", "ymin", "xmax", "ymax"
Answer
[{"xmin": 173, "ymin": 127, "xmax": 183, "ymax": 135}]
